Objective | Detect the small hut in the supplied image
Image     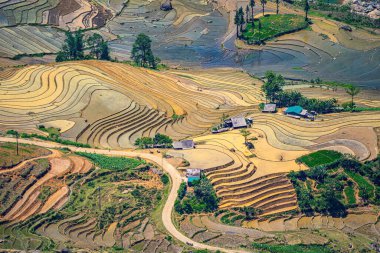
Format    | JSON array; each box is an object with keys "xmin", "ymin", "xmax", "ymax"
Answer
[
  {"xmin": 160, "ymin": 0, "xmax": 173, "ymax": 11},
  {"xmin": 262, "ymin": 103, "xmax": 277, "ymax": 113}
]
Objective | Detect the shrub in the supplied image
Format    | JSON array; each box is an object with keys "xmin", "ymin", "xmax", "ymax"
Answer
[{"xmin": 161, "ymin": 174, "xmax": 169, "ymax": 185}]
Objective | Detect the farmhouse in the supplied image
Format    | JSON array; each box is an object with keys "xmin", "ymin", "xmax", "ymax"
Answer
[
  {"xmin": 262, "ymin": 103, "xmax": 277, "ymax": 113},
  {"xmin": 186, "ymin": 168, "xmax": 201, "ymax": 183},
  {"xmin": 173, "ymin": 140, "xmax": 195, "ymax": 150},
  {"xmin": 284, "ymin": 106, "xmax": 315, "ymax": 120},
  {"xmin": 231, "ymin": 116, "xmax": 247, "ymax": 128}
]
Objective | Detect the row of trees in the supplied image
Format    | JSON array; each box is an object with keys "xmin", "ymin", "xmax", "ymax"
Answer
[
  {"xmin": 234, "ymin": 0, "xmax": 311, "ymax": 38},
  {"xmin": 56, "ymin": 30, "xmax": 110, "ymax": 62},
  {"xmin": 261, "ymin": 71, "xmax": 361, "ymax": 113},
  {"xmin": 134, "ymin": 133, "xmax": 173, "ymax": 148},
  {"xmin": 56, "ymin": 31, "xmax": 161, "ymax": 70},
  {"xmin": 234, "ymin": 0, "xmax": 267, "ymax": 38}
]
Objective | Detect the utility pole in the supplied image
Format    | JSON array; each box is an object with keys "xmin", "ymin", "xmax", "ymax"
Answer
[
  {"xmin": 98, "ymin": 186, "xmax": 101, "ymax": 211},
  {"xmin": 16, "ymin": 132, "xmax": 19, "ymax": 156}
]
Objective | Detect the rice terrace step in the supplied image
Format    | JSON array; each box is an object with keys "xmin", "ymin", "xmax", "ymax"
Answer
[{"xmin": 0, "ymin": 0, "xmax": 380, "ymax": 252}]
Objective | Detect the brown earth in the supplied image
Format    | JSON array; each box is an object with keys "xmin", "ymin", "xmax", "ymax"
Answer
[
  {"xmin": 48, "ymin": 0, "xmax": 81, "ymax": 26},
  {"xmin": 313, "ymin": 126, "xmax": 378, "ymax": 160}
]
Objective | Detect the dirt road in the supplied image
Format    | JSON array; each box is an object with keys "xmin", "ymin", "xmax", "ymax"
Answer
[{"xmin": 0, "ymin": 137, "xmax": 258, "ymax": 253}]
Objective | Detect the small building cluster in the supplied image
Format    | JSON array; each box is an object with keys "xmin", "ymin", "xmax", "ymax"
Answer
[
  {"xmin": 186, "ymin": 168, "xmax": 201, "ymax": 184},
  {"xmin": 212, "ymin": 116, "xmax": 252, "ymax": 134},
  {"xmin": 284, "ymin": 106, "xmax": 316, "ymax": 120}
]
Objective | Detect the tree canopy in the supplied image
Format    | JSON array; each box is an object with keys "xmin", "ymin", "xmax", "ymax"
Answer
[
  {"xmin": 56, "ymin": 30, "xmax": 110, "ymax": 62},
  {"xmin": 261, "ymin": 71, "xmax": 285, "ymax": 102},
  {"xmin": 131, "ymin": 33, "xmax": 159, "ymax": 68},
  {"xmin": 261, "ymin": 71, "xmax": 337, "ymax": 114}
]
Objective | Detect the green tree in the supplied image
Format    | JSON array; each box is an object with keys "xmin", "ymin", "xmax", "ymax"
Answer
[
  {"xmin": 56, "ymin": 29, "xmax": 85, "ymax": 62},
  {"xmin": 258, "ymin": 19, "xmax": 262, "ymax": 42},
  {"xmin": 178, "ymin": 182, "xmax": 187, "ymax": 200},
  {"xmin": 234, "ymin": 10, "xmax": 240, "ymax": 38},
  {"xmin": 243, "ymin": 206, "xmax": 259, "ymax": 220},
  {"xmin": 238, "ymin": 7, "xmax": 245, "ymax": 33},
  {"xmin": 246, "ymin": 5, "xmax": 250, "ymax": 25},
  {"xmin": 87, "ymin": 33, "xmax": 104, "ymax": 59},
  {"xmin": 307, "ymin": 166, "xmax": 328, "ymax": 183},
  {"xmin": 240, "ymin": 129, "xmax": 250, "ymax": 143},
  {"xmin": 131, "ymin": 33, "xmax": 157, "ymax": 68},
  {"xmin": 153, "ymin": 133, "xmax": 173, "ymax": 147},
  {"xmin": 304, "ymin": 0, "xmax": 310, "ymax": 21},
  {"xmin": 261, "ymin": 71, "xmax": 284, "ymax": 102},
  {"xmin": 276, "ymin": 0, "xmax": 280, "ymax": 14},
  {"xmin": 249, "ymin": 0, "xmax": 256, "ymax": 30},
  {"xmin": 87, "ymin": 34, "xmax": 110, "ymax": 60},
  {"xmin": 134, "ymin": 137, "xmax": 153, "ymax": 148},
  {"xmin": 345, "ymin": 84, "xmax": 360, "ymax": 111},
  {"xmin": 260, "ymin": 0, "xmax": 267, "ymax": 16},
  {"xmin": 193, "ymin": 177, "xmax": 219, "ymax": 212},
  {"xmin": 99, "ymin": 41, "xmax": 110, "ymax": 60}
]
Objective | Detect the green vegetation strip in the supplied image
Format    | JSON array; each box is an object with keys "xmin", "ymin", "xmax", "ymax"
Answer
[
  {"xmin": 297, "ymin": 150, "xmax": 343, "ymax": 168},
  {"xmin": 344, "ymin": 185, "xmax": 356, "ymax": 205},
  {"xmin": 345, "ymin": 170, "xmax": 374, "ymax": 197},
  {"xmin": 243, "ymin": 14, "xmax": 309, "ymax": 43},
  {"xmin": 252, "ymin": 243, "xmax": 333, "ymax": 253},
  {"xmin": 75, "ymin": 152, "xmax": 145, "ymax": 171}
]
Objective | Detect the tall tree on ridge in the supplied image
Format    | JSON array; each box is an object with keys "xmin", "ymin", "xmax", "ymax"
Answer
[
  {"xmin": 234, "ymin": 10, "xmax": 240, "ymax": 38},
  {"xmin": 131, "ymin": 33, "xmax": 157, "ymax": 68},
  {"xmin": 249, "ymin": 0, "xmax": 256, "ymax": 31},
  {"xmin": 246, "ymin": 5, "xmax": 250, "ymax": 24},
  {"xmin": 258, "ymin": 19, "xmax": 262, "ymax": 43},
  {"xmin": 260, "ymin": 0, "xmax": 267, "ymax": 16},
  {"xmin": 304, "ymin": 0, "xmax": 310, "ymax": 21},
  {"xmin": 276, "ymin": 0, "xmax": 280, "ymax": 14},
  {"xmin": 238, "ymin": 6, "xmax": 245, "ymax": 33},
  {"xmin": 345, "ymin": 84, "xmax": 360, "ymax": 111}
]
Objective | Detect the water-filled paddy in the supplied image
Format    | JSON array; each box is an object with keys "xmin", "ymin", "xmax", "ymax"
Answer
[{"xmin": 106, "ymin": 0, "xmax": 380, "ymax": 88}]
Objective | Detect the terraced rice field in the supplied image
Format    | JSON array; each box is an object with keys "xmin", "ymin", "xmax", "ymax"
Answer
[
  {"xmin": 1, "ymin": 60, "xmax": 379, "ymax": 217},
  {"xmin": 244, "ymin": 212, "xmax": 380, "ymax": 240},
  {"xmin": 0, "ymin": 25, "xmax": 65, "ymax": 58},
  {"xmin": 0, "ymin": 146, "xmax": 178, "ymax": 252},
  {"xmin": 0, "ymin": 0, "xmax": 121, "ymax": 29},
  {"xmin": 179, "ymin": 214, "xmax": 273, "ymax": 248},
  {"xmin": 0, "ymin": 61, "xmax": 257, "ymax": 148},
  {"xmin": 0, "ymin": 149, "xmax": 92, "ymax": 222}
]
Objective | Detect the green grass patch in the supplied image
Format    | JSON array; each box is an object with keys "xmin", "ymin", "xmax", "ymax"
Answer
[
  {"xmin": 297, "ymin": 150, "xmax": 343, "ymax": 168},
  {"xmin": 75, "ymin": 152, "xmax": 145, "ymax": 171},
  {"xmin": 38, "ymin": 125, "xmax": 60, "ymax": 138},
  {"xmin": 243, "ymin": 14, "xmax": 309, "ymax": 44},
  {"xmin": 344, "ymin": 185, "xmax": 356, "ymax": 205},
  {"xmin": 251, "ymin": 243, "xmax": 334, "ymax": 253},
  {"xmin": 352, "ymin": 107, "xmax": 380, "ymax": 112},
  {"xmin": 345, "ymin": 170, "xmax": 374, "ymax": 198}
]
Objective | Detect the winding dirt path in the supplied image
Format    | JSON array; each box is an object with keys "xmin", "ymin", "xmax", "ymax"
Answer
[{"xmin": 0, "ymin": 137, "xmax": 262, "ymax": 253}]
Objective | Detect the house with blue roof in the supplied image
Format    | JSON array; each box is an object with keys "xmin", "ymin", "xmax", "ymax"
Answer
[{"xmin": 284, "ymin": 106, "xmax": 312, "ymax": 119}]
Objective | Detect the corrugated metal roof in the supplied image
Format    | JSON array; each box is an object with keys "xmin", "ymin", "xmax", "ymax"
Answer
[
  {"xmin": 231, "ymin": 116, "xmax": 247, "ymax": 128},
  {"xmin": 285, "ymin": 106, "xmax": 303, "ymax": 114},
  {"xmin": 263, "ymin": 104, "xmax": 276, "ymax": 112}
]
